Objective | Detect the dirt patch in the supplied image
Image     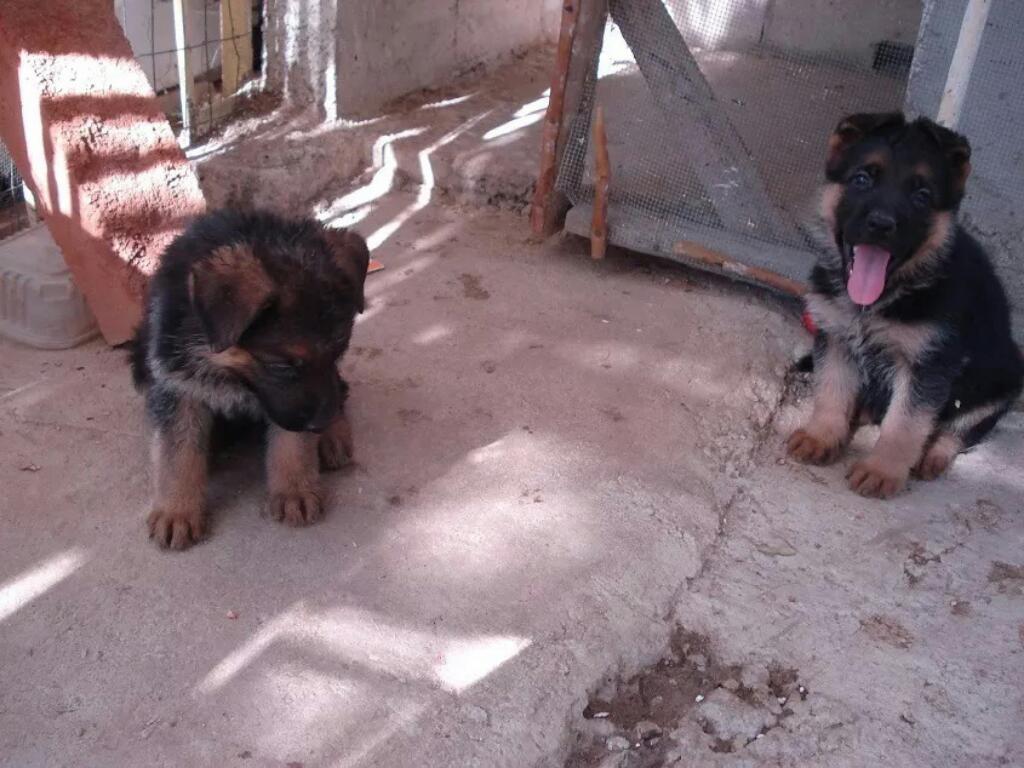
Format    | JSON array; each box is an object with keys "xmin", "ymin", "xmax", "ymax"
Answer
[
  {"xmin": 397, "ymin": 408, "xmax": 427, "ymax": 426},
  {"xmin": 859, "ymin": 614, "xmax": 915, "ymax": 649},
  {"xmin": 459, "ymin": 273, "xmax": 490, "ymax": 300},
  {"xmin": 989, "ymin": 561, "xmax": 1024, "ymax": 595},
  {"xmin": 564, "ymin": 627, "xmax": 806, "ymax": 767}
]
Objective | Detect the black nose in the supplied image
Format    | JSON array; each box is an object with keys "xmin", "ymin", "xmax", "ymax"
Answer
[
  {"xmin": 305, "ymin": 399, "xmax": 338, "ymax": 433},
  {"xmin": 866, "ymin": 210, "xmax": 897, "ymax": 236}
]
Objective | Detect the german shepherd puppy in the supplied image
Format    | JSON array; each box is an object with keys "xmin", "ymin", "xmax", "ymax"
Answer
[
  {"xmin": 131, "ymin": 210, "xmax": 369, "ymax": 548},
  {"xmin": 788, "ymin": 112, "xmax": 1023, "ymax": 497}
]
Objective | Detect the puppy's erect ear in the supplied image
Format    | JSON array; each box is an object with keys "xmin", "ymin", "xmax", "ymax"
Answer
[
  {"xmin": 916, "ymin": 118, "xmax": 972, "ymax": 202},
  {"xmin": 323, "ymin": 227, "xmax": 370, "ymax": 313},
  {"xmin": 826, "ymin": 112, "xmax": 905, "ymax": 180},
  {"xmin": 188, "ymin": 244, "xmax": 276, "ymax": 352}
]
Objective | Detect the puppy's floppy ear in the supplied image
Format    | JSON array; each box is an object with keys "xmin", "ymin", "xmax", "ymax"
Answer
[
  {"xmin": 188, "ymin": 244, "xmax": 276, "ymax": 352},
  {"xmin": 916, "ymin": 118, "xmax": 972, "ymax": 202},
  {"xmin": 323, "ymin": 227, "xmax": 370, "ymax": 312},
  {"xmin": 826, "ymin": 112, "xmax": 905, "ymax": 180}
]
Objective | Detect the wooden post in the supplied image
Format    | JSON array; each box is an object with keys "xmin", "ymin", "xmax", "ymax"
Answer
[
  {"xmin": 590, "ymin": 105, "xmax": 609, "ymax": 259},
  {"xmin": 171, "ymin": 0, "xmax": 194, "ymax": 148},
  {"xmin": 530, "ymin": 0, "xmax": 608, "ymax": 237},
  {"xmin": 611, "ymin": 0, "xmax": 800, "ymax": 245},
  {"xmin": 220, "ymin": 0, "xmax": 253, "ymax": 95}
]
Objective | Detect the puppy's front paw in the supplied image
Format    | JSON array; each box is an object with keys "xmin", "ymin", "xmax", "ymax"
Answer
[
  {"xmin": 148, "ymin": 504, "xmax": 204, "ymax": 550},
  {"xmin": 786, "ymin": 428, "xmax": 844, "ymax": 465},
  {"xmin": 319, "ymin": 414, "xmax": 354, "ymax": 471},
  {"xmin": 268, "ymin": 487, "xmax": 323, "ymax": 526},
  {"xmin": 847, "ymin": 458, "xmax": 907, "ymax": 499}
]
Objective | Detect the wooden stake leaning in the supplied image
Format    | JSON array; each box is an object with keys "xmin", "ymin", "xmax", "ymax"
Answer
[{"xmin": 591, "ymin": 105, "xmax": 609, "ymax": 260}]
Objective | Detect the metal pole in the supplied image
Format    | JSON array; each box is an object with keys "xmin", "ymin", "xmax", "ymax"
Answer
[
  {"xmin": 171, "ymin": 0, "xmax": 194, "ymax": 147},
  {"xmin": 936, "ymin": 0, "xmax": 991, "ymax": 129}
]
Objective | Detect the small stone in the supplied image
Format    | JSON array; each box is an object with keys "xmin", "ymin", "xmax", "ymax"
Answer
[
  {"xmin": 633, "ymin": 720, "xmax": 662, "ymax": 741},
  {"xmin": 606, "ymin": 735, "xmax": 631, "ymax": 751},
  {"xmin": 226, "ymin": 610, "xmax": 239, "ymax": 620},
  {"xmin": 592, "ymin": 711, "xmax": 610, "ymax": 719},
  {"xmin": 695, "ymin": 694, "xmax": 705, "ymax": 703}
]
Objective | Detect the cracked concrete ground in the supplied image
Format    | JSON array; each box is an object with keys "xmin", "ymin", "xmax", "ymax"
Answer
[{"xmin": 3, "ymin": 46, "xmax": 1024, "ymax": 768}]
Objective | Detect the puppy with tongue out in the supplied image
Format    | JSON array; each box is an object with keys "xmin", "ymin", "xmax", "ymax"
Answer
[{"xmin": 788, "ymin": 112, "xmax": 1024, "ymax": 499}]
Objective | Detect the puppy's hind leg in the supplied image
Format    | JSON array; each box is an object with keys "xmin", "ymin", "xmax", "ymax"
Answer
[
  {"xmin": 915, "ymin": 396, "xmax": 1017, "ymax": 480},
  {"xmin": 147, "ymin": 391, "xmax": 212, "ymax": 550}
]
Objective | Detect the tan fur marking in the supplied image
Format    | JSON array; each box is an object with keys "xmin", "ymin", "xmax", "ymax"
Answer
[
  {"xmin": 818, "ymin": 183, "xmax": 843, "ymax": 233},
  {"xmin": 148, "ymin": 400, "xmax": 211, "ymax": 549},
  {"xmin": 266, "ymin": 425, "xmax": 323, "ymax": 526},
  {"xmin": 207, "ymin": 345, "xmax": 255, "ymax": 371},
  {"xmin": 894, "ymin": 211, "xmax": 953, "ymax": 283},
  {"xmin": 862, "ymin": 151, "xmax": 888, "ymax": 170},
  {"xmin": 206, "ymin": 244, "xmax": 269, "ymax": 291},
  {"xmin": 946, "ymin": 398, "xmax": 1010, "ymax": 438},
  {"xmin": 805, "ymin": 293, "xmax": 855, "ymax": 336},
  {"xmin": 912, "ymin": 162, "xmax": 934, "ymax": 182},
  {"xmin": 865, "ymin": 317, "xmax": 941, "ymax": 363}
]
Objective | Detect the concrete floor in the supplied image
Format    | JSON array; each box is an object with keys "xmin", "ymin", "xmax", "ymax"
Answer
[{"xmin": 3, "ymin": 45, "xmax": 1024, "ymax": 768}]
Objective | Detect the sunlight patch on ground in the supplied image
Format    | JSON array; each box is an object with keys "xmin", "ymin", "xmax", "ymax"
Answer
[
  {"xmin": 0, "ymin": 548, "xmax": 87, "ymax": 623},
  {"xmin": 365, "ymin": 111, "xmax": 492, "ymax": 251},
  {"xmin": 196, "ymin": 601, "xmax": 531, "ymax": 697}
]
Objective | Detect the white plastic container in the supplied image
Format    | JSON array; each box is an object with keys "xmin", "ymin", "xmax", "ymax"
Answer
[{"xmin": 0, "ymin": 224, "xmax": 98, "ymax": 349}]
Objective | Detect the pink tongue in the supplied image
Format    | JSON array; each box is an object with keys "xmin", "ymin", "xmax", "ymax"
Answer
[{"xmin": 847, "ymin": 245, "xmax": 891, "ymax": 305}]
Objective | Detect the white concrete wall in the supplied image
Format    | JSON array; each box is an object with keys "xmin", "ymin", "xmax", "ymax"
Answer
[
  {"xmin": 673, "ymin": 0, "xmax": 922, "ymax": 66},
  {"xmin": 264, "ymin": 0, "xmax": 560, "ymax": 119},
  {"xmin": 337, "ymin": 0, "xmax": 561, "ymax": 117}
]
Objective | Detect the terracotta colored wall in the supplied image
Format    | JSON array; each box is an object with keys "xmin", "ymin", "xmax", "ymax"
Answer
[{"xmin": 0, "ymin": 0, "xmax": 206, "ymax": 344}]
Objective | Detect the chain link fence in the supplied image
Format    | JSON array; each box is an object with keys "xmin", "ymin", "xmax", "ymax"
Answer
[{"xmin": 114, "ymin": 0, "xmax": 267, "ymax": 146}]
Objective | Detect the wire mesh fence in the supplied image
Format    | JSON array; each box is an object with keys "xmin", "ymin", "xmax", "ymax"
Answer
[
  {"xmin": 0, "ymin": 143, "xmax": 29, "ymax": 241},
  {"xmin": 114, "ymin": 0, "xmax": 266, "ymax": 145},
  {"xmin": 555, "ymin": 0, "xmax": 922, "ymax": 283}
]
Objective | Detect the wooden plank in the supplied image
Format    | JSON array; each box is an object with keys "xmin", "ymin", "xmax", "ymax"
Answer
[
  {"xmin": 171, "ymin": 0, "xmax": 194, "ymax": 147},
  {"xmin": 564, "ymin": 201, "xmax": 813, "ymax": 296},
  {"xmin": 220, "ymin": 0, "xmax": 253, "ymax": 95},
  {"xmin": 610, "ymin": 0, "xmax": 800, "ymax": 245},
  {"xmin": 673, "ymin": 239, "xmax": 807, "ymax": 296},
  {"xmin": 590, "ymin": 104, "xmax": 609, "ymax": 259},
  {"xmin": 530, "ymin": 0, "xmax": 608, "ymax": 236}
]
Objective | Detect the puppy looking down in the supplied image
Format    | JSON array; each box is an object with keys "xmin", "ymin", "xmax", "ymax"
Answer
[
  {"xmin": 789, "ymin": 112, "xmax": 1023, "ymax": 497},
  {"xmin": 131, "ymin": 209, "xmax": 369, "ymax": 549}
]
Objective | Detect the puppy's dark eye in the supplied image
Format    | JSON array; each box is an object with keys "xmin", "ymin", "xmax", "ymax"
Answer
[
  {"xmin": 911, "ymin": 188, "xmax": 932, "ymax": 209},
  {"xmin": 267, "ymin": 360, "xmax": 301, "ymax": 378},
  {"xmin": 849, "ymin": 171, "xmax": 873, "ymax": 190}
]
